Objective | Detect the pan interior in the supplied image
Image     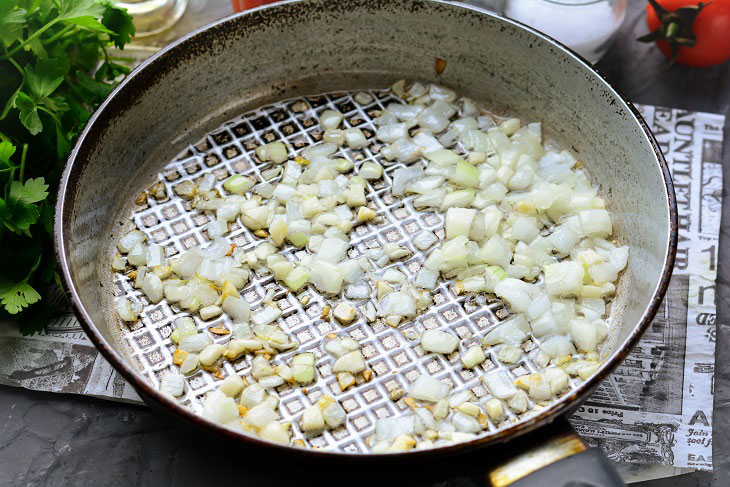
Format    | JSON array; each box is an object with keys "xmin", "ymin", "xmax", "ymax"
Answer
[{"xmin": 112, "ymin": 87, "xmax": 624, "ymax": 452}]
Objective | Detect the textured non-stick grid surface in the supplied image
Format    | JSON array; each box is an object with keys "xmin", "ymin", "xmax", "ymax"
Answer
[{"xmin": 112, "ymin": 89, "xmax": 586, "ymax": 452}]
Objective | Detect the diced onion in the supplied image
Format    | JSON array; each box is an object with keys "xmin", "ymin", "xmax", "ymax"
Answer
[
  {"xmin": 376, "ymin": 415, "xmax": 416, "ymax": 441},
  {"xmin": 320, "ymin": 110, "xmax": 343, "ymax": 130},
  {"xmin": 413, "ymin": 231, "xmax": 438, "ymax": 250},
  {"xmin": 377, "ymin": 292, "xmax": 416, "ymax": 317},
  {"xmin": 409, "ymin": 374, "xmax": 449, "ymax": 402},
  {"xmin": 544, "ymin": 262, "xmax": 584, "ymax": 297},
  {"xmin": 540, "ymin": 335, "xmax": 576, "ymax": 358},
  {"xmin": 202, "ymin": 390, "xmax": 239, "ymax": 424},
  {"xmin": 420, "ymin": 329, "xmax": 459, "ymax": 354},
  {"xmin": 115, "ymin": 81, "xmax": 630, "ymax": 452},
  {"xmin": 482, "ymin": 369, "xmax": 517, "ymax": 399}
]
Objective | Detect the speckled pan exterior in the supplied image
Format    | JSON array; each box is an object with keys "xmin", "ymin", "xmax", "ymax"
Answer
[{"xmin": 55, "ymin": 0, "xmax": 676, "ymax": 460}]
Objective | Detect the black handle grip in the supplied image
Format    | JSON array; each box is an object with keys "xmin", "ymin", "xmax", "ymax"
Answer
[
  {"xmin": 507, "ymin": 448, "xmax": 625, "ymax": 487},
  {"xmin": 472, "ymin": 416, "xmax": 625, "ymax": 487}
]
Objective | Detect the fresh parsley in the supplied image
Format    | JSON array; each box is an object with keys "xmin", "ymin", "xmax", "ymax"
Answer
[{"xmin": 0, "ymin": 0, "xmax": 135, "ymax": 334}]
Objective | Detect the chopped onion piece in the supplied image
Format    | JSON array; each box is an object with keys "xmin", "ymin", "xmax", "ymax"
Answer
[
  {"xmin": 579, "ymin": 209, "xmax": 612, "ymax": 238},
  {"xmin": 127, "ymin": 241, "xmax": 147, "ymax": 267},
  {"xmin": 199, "ymin": 305, "xmax": 223, "ymax": 321},
  {"xmin": 414, "ymin": 268, "xmax": 439, "ymax": 290},
  {"xmin": 483, "ymin": 315, "xmax": 529, "ymax": 346},
  {"xmin": 199, "ymin": 344, "xmax": 225, "ymax": 366},
  {"xmin": 284, "ymin": 266, "xmax": 310, "ymax": 291},
  {"xmin": 544, "ymin": 261, "xmax": 584, "ymax": 297},
  {"xmin": 117, "ymin": 230, "xmax": 146, "ymax": 254},
  {"xmin": 497, "ymin": 344, "xmax": 522, "ymax": 365},
  {"xmin": 482, "ymin": 369, "xmax": 517, "ymax": 399},
  {"xmin": 409, "ymin": 374, "xmax": 449, "ymax": 402},
  {"xmin": 445, "ymin": 207, "xmax": 476, "ymax": 240},
  {"xmin": 377, "ymin": 291, "xmax": 416, "ymax": 317},
  {"xmin": 246, "ymin": 404, "xmax": 279, "ymax": 428},
  {"xmin": 376, "ymin": 123, "xmax": 408, "ymax": 143},
  {"xmin": 420, "ymin": 329, "xmax": 459, "ymax": 354},
  {"xmin": 223, "ymin": 174, "xmax": 255, "ymax": 195},
  {"xmin": 302, "ymin": 142, "xmax": 337, "ymax": 161},
  {"xmin": 359, "ymin": 161, "xmax": 383, "ymax": 180},
  {"xmin": 255, "ymin": 141, "xmax": 289, "ymax": 164},
  {"xmin": 292, "ymin": 353, "xmax": 316, "ymax": 384},
  {"xmin": 202, "ymin": 390, "xmax": 238, "ymax": 424},
  {"xmin": 222, "ymin": 296, "xmax": 250, "ymax": 323},
  {"xmin": 318, "ymin": 395, "xmax": 346, "ymax": 428},
  {"xmin": 141, "ymin": 273, "xmax": 163, "ymax": 303},
  {"xmin": 388, "ymin": 103, "xmax": 423, "ymax": 120},
  {"xmin": 332, "ymin": 350, "xmax": 367, "ymax": 374},
  {"xmin": 452, "ymin": 411, "xmax": 481, "ymax": 433},
  {"xmin": 179, "ymin": 353, "xmax": 199, "ymax": 374},
  {"xmin": 116, "ymin": 298, "xmax": 138, "ymax": 322},
  {"xmin": 332, "ymin": 302, "xmax": 357, "ymax": 324},
  {"xmin": 540, "ymin": 335, "xmax": 576, "ymax": 358},
  {"xmin": 413, "ymin": 230, "xmax": 438, "ymax": 250},
  {"xmin": 461, "ymin": 345, "xmax": 486, "ymax": 369},
  {"xmin": 316, "ymin": 237, "xmax": 348, "ymax": 264},
  {"xmin": 344, "ymin": 127, "xmax": 368, "ymax": 149},
  {"xmin": 354, "ymin": 92, "xmax": 373, "ymax": 105},
  {"xmin": 301, "ymin": 404, "xmax": 325, "ymax": 432},
  {"xmin": 448, "ymin": 160, "xmax": 479, "ymax": 188},
  {"xmin": 320, "ymin": 110, "xmax": 344, "ymax": 130},
  {"xmin": 251, "ymin": 306, "xmax": 282, "ymax": 326},
  {"xmin": 259, "ymin": 421, "xmax": 290, "ymax": 444},
  {"xmin": 571, "ymin": 319, "xmax": 598, "ymax": 352}
]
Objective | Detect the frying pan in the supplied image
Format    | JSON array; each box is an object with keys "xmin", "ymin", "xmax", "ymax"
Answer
[{"xmin": 54, "ymin": 1, "xmax": 677, "ymax": 485}]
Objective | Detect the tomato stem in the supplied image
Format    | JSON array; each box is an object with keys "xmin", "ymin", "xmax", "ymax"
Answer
[
  {"xmin": 638, "ymin": 0, "xmax": 712, "ymax": 61},
  {"xmin": 665, "ymin": 21, "xmax": 679, "ymax": 39}
]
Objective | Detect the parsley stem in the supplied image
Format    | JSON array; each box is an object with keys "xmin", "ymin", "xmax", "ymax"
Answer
[
  {"xmin": 19, "ymin": 144, "xmax": 28, "ymax": 182},
  {"xmin": 42, "ymin": 24, "xmax": 76, "ymax": 46},
  {"xmin": 1, "ymin": 19, "xmax": 61, "ymax": 60},
  {"xmin": 62, "ymin": 79, "xmax": 87, "ymax": 105},
  {"xmin": 7, "ymin": 57, "xmax": 22, "ymax": 74},
  {"xmin": 37, "ymin": 106, "xmax": 63, "ymax": 135}
]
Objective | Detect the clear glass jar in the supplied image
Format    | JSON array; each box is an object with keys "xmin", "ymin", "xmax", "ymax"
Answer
[
  {"xmin": 503, "ymin": 0, "xmax": 628, "ymax": 63},
  {"xmin": 116, "ymin": 0, "xmax": 188, "ymax": 37}
]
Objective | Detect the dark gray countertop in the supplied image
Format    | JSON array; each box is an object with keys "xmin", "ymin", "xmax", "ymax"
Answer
[{"xmin": 1, "ymin": 2, "xmax": 728, "ymax": 486}]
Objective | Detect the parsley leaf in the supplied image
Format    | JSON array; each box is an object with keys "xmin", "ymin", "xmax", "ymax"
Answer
[
  {"xmin": 57, "ymin": 0, "xmax": 105, "ymax": 21},
  {"xmin": 0, "ymin": 178, "xmax": 49, "ymax": 231},
  {"xmin": 0, "ymin": 141, "xmax": 17, "ymax": 168},
  {"xmin": 101, "ymin": 3, "xmax": 135, "ymax": 49},
  {"xmin": 25, "ymin": 59, "xmax": 64, "ymax": 101},
  {"xmin": 0, "ymin": 5, "xmax": 27, "ymax": 47},
  {"xmin": 15, "ymin": 91, "xmax": 43, "ymax": 135},
  {"xmin": 12, "ymin": 178, "xmax": 50, "ymax": 204},
  {"xmin": 0, "ymin": 198, "xmax": 38, "ymax": 232},
  {"xmin": 65, "ymin": 15, "xmax": 114, "ymax": 34},
  {"xmin": 0, "ymin": 278, "xmax": 42, "ymax": 314},
  {"xmin": 0, "ymin": 4, "xmax": 26, "ymax": 25},
  {"xmin": 0, "ymin": 254, "xmax": 42, "ymax": 314},
  {"xmin": 0, "ymin": 80, "xmax": 21, "ymax": 121},
  {"xmin": 0, "ymin": 0, "xmax": 134, "ymax": 332}
]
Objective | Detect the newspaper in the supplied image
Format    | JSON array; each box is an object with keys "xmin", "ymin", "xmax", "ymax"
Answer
[
  {"xmin": 567, "ymin": 105, "xmax": 724, "ymax": 472},
  {"xmin": 0, "ymin": 105, "xmax": 723, "ymax": 480}
]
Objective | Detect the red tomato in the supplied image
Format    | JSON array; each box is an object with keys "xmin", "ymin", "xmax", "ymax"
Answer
[
  {"xmin": 231, "ymin": 0, "xmax": 278, "ymax": 13},
  {"xmin": 646, "ymin": 0, "xmax": 730, "ymax": 66}
]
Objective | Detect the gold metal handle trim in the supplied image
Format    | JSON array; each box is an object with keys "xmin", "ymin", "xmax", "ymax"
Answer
[{"xmin": 488, "ymin": 424, "xmax": 588, "ymax": 486}]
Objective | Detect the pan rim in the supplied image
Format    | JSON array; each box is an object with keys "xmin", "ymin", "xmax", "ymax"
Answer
[{"xmin": 54, "ymin": 0, "xmax": 678, "ymax": 459}]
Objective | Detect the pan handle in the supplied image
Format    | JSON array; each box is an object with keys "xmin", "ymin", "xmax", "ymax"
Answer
[{"xmin": 473, "ymin": 416, "xmax": 626, "ymax": 487}]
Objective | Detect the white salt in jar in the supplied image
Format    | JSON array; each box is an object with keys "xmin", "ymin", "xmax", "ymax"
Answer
[{"xmin": 503, "ymin": 0, "xmax": 628, "ymax": 63}]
